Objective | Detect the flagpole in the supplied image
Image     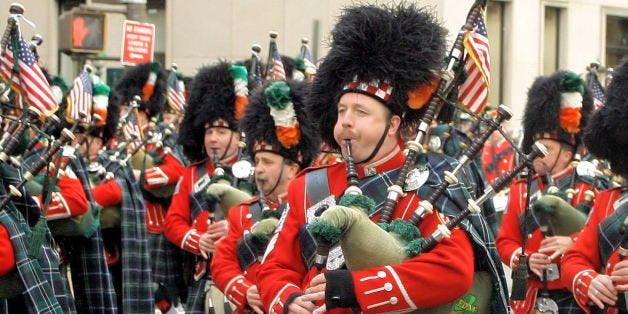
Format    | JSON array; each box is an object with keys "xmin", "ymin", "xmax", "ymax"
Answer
[{"xmin": 377, "ymin": 0, "xmax": 488, "ymax": 224}]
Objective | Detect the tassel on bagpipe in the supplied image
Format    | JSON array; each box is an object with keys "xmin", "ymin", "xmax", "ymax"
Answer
[{"xmin": 377, "ymin": 0, "xmax": 488, "ymax": 225}]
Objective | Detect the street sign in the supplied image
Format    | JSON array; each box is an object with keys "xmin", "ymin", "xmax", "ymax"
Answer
[{"xmin": 121, "ymin": 20, "xmax": 154, "ymax": 65}]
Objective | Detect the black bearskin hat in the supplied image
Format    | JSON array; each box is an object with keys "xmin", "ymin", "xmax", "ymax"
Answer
[
  {"xmin": 240, "ymin": 80, "xmax": 319, "ymax": 169},
  {"xmin": 98, "ymin": 88, "xmax": 121, "ymax": 142},
  {"xmin": 178, "ymin": 62, "xmax": 248, "ymax": 162},
  {"xmin": 583, "ymin": 60, "xmax": 628, "ymax": 177},
  {"xmin": 521, "ymin": 70, "xmax": 593, "ymax": 154},
  {"xmin": 280, "ymin": 55, "xmax": 298, "ymax": 80},
  {"xmin": 309, "ymin": 3, "xmax": 447, "ymax": 150},
  {"xmin": 114, "ymin": 62, "xmax": 167, "ymax": 117}
]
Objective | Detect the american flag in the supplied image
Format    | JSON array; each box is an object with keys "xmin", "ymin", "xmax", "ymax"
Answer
[
  {"xmin": 586, "ymin": 72, "xmax": 605, "ymax": 107},
  {"xmin": 458, "ymin": 8, "xmax": 490, "ymax": 115},
  {"xmin": 267, "ymin": 40, "xmax": 286, "ymax": 81},
  {"xmin": 123, "ymin": 107, "xmax": 144, "ymax": 152},
  {"xmin": 167, "ymin": 70, "xmax": 186, "ymax": 112},
  {"xmin": 67, "ymin": 69, "xmax": 93, "ymax": 125},
  {"xmin": 0, "ymin": 30, "xmax": 58, "ymax": 117},
  {"xmin": 300, "ymin": 42, "xmax": 317, "ymax": 81}
]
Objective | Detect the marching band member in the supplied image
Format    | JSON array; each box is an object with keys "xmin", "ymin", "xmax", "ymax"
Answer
[
  {"xmin": 114, "ymin": 61, "xmax": 187, "ymax": 313},
  {"xmin": 496, "ymin": 70, "xmax": 603, "ymax": 313},
  {"xmin": 256, "ymin": 4, "xmax": 509, "ymax": 313},
  {"xmin": 560, "ymin": 60, "xmax": 628, "ymax": 314},
  {"xmin": 91, "ymin": 63, "xmax": 165, "ymax": 312},
  {"xmin": 211, "ymin": 79, "xmax": 320, "ymax": 313},
  {"xmin": 61, "ymin": 79, "xmax": 119, "ymax": 313},
  {"xmin": 164, "ymin": 61, "xmax": 252, "ymax": 314}
]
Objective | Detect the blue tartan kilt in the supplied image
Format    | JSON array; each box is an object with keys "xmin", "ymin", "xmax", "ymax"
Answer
[{"xmin": 148, "ymin": 232, "xmax": 182, "ymax": 285}]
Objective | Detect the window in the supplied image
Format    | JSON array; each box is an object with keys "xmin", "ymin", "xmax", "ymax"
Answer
[
  {"xmin": 543, "ymin": 6, "xmax": 564, "ymax": 74},
  {"xmin": 605, "ymin": 15, "xmax": 628, "ymax": 68}
]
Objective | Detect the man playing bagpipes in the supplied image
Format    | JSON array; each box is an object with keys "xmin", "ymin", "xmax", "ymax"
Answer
[
  {"xmin": 32, "ymin": 66, "xmax": 121, "ymax": 314},
  {"xmin": 164, "ymin": 61, "xmax": 254, "ymax": 314},
  {"xmin": 105, "ymin": 61, "xmax": 187, "ymax": 313},
  {"xmin": 496, "ymin": 70, "xmax": 609, "ymax": 313},
  {"xmin": 560, "ymin": 60, "xmax": 628, "ymax": 314},
  {"xmin": 94, "ymin": 63, "xmax": 189, "ymax": 312},
  {"xmin": 210, "ymin": 79, "xmax": 320, "ymax": 314},
  {"xmin": 257, "ymin": 3, "xmax": 510, "ymax": 313}
]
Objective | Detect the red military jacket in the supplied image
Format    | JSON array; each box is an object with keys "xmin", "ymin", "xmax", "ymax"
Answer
[
  {"xmin": 211, "ymin": 196, "xmax": 282, "ymax": 313},
  {"xmin": 141, "ymin": 153, "xmax": 185, "ymax": 233},
  {"xmin": 93, "ymin": 179, "xmax": 122, "ymax": 208},
  {"xmin": 0, "ymin": 224, "xmax": 14, "ymax": 275},
  {"xmin": 481, "ymin": 139, "xmax": 514, "ymax": 185},
  {"xmin": 257, "ymin": 146, "xmax": 474, "ymax": 314},
  {"xmin": 496, "ymin": 166, "xmax": 597, "ymax": 313},
  {"xmin": 38, "ymin": 170, "xmax": 89, "ymax": 220},
  {"xmin": 561, "ymin": 186, "xmax": 627, "ymax": 314},
  {"xmin": 165, "ymin": 157, "xmax": 237, "ymax": 255}
]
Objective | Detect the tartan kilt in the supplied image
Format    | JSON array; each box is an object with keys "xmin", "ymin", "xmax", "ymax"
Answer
[
  {"xmin": 185, "ymin": 278, "xmax": 207, "ymax": 314},
  {"xmin": 148, "ymin": 232, "xmax": 181, "ymax": 285}
]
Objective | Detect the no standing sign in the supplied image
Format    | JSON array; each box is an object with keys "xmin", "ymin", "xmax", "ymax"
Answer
[{"xmin": 121, "ymin": 20, "xmax": 155, "ymax": 65}]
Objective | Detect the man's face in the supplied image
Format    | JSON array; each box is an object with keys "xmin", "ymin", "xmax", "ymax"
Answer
[
  {"xmin": 333, "ymin": 93, "xmax": 400, "ymax": 163},
  {"xmin": 532, "ymin": 138, "xmax": 573, "ymax": 176},
  {"xmin": 162, "ymin": 111, "xmax": 178, "ymax": 126},
  {"xmin": 73, "ymin": 134, "xmax": 102, "ymax": 158},
  {"xmin": 254, "ymin": 151, "xmax": 298, "ymax": 198},
  {"xmin": 203, "ymin": 127, "xmax": 240, "ymax": 161}
]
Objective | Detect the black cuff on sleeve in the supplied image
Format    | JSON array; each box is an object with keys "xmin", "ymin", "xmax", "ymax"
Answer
[
  {"xmin": 325, "ymin": 269, "xmax": 358, "ymax": 310},
  {"xmin": 283, "ymin": 292, "xmax": 304, "ymax": 314}
]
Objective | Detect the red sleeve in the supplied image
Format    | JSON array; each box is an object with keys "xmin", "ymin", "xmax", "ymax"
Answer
[
  {"xmin": 92, "ymin": 179, "xmax": 122, "ymax": 208},
  {"xmin": 496, "ymin": 181, "xmax": 527, "ymax": 268},
  {"xmin": 0, "ymin": 224, "xmax": 15, "ymax": 275},
  {"xmin": 561, "ymin": 189, "xmax": 619, "ymax": 311},
  {"xmin": 164, "ymin": 166, "xmax": 200, "ymax": 254},
  {"xmin": 351, "ymin": 202, "xmax": 474, "ymax": 312},
  {"xmin": 144, "ymin": 154, "xmax": 185, "ymax": 189},
  {"xmin": 257, "ymin": 175, "xmax": 310, "ymax": 314},
  {"xmin": 41, "ymin": 173, "xmax": 89, "ymax": 220},
  {"xmin": 211, "ymin": 203, "xmax": 253, "ymax": 310}
]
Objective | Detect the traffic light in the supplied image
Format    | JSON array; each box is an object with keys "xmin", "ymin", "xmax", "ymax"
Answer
[{"xmin": 59, "ymin": 10, "xmax": 106, "ymax": 54}]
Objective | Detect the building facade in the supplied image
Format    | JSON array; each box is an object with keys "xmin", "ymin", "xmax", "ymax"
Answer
[{"xmin": 4, "ymin": 0, "xmax": 628, "ymax": 129}]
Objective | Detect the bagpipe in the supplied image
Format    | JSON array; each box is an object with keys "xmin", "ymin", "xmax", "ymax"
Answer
[{"xmin": 203, "ymin": 141, "xmax": 255, "ymax": 215}]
